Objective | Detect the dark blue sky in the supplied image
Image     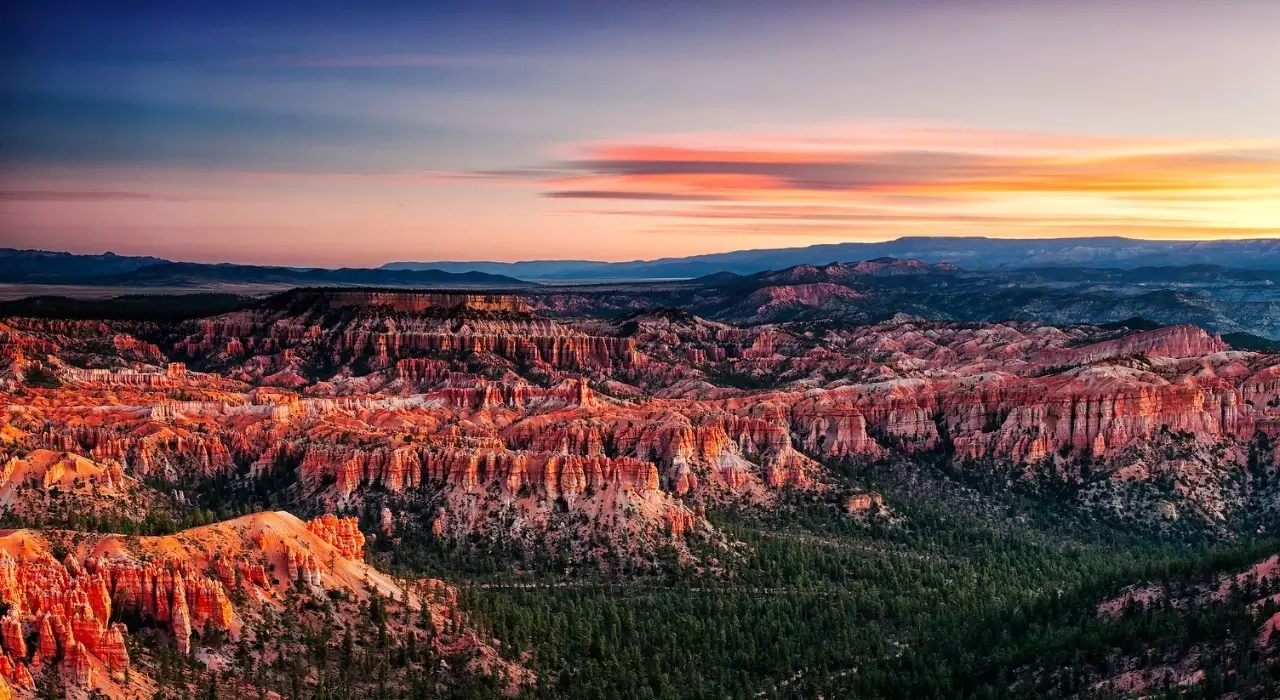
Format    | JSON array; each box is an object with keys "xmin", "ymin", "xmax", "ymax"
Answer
[{"xmin": 2, "ymin": 0, "xmax": 1277, "ymax": 265}]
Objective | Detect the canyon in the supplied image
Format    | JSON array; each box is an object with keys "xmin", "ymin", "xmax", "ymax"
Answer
[
  {"xmin": 5, "ymin": 271, "xmax": 1280, "ymax": 696},
  {"xmin": 4, "ymin": 285, "xmax": 1280, "ymax": 546}
]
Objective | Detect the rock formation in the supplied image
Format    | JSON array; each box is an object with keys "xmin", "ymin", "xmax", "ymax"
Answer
[
  {"xmin": 7, "ymin": 289, "xmax": 1280, "ymax": 559},
  {"xmin": 0, "ymin": 512, "xmax": 517, "ymax": 697}
]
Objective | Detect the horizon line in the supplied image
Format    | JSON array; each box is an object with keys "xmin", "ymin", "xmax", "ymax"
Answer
[{"xmin": 12, "ymin": 233, "xmax": 1280, "ymax": 270}]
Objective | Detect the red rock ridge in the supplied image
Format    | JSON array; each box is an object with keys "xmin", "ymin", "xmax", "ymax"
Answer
[
  {"xmin": 0, "ymin": 512, "xmax": 512, "ymax": 697},
  {"xmin": 745, "ymin": 283, "xmax": 865, "ymax": 319}
]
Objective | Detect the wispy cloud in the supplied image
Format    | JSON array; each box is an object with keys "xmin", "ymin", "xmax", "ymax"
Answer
[
  {"xmin": 515, "ymin": 123, "xmax": 1280, "ymax": 239},
  {"xmin": 543, "ymin": 190, "xmax": 728, "ymax": 201},
  {"xmin": 0, "ymin": 190, "xmax": 189, "ymax": 202}
]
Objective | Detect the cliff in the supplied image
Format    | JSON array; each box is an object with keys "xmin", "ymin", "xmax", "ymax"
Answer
[
  {"xmin": 0, "ymin": 512, "xmax": 525, "ymax": 698},
  {"xmin": 7, "ymin": 292, "xmax": 1280, "ymax": 555}
]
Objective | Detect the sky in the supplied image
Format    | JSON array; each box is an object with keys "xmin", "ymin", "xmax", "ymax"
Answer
[{"xmin": 1, "ymin": 0, "xmax": 1279, "ymax": 267}]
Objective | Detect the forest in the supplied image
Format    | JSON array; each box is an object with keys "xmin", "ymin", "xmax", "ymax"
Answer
[{"xmin": 350, "ymin": 453, "xmax": 1280, "ymax": 699}]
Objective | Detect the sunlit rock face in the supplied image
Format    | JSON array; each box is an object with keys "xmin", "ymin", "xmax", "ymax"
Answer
[
  {"xmin": 167, "ymin": 288, "xmax": 641, "ymax": 380},
  {"xmin": 6, "ymin": 288, "xmax": 1280, "ymax": 555},
  {"xmin": 0, "ymin": 512, "xmax": 520, "ymax": 698}
]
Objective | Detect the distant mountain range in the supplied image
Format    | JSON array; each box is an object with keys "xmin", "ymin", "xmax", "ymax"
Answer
[
  {"xmin": 80, "ymin": 262, "xmax": 531, "ymax": 288},
  {"xmin": 14, "ymin": 238, "xmax": 1280, "ymax": 287},
  {"xmin": 0, "ymin": 249, "xmax": 528, "ymax": 288},
  {"xmin": 12, "ymin": 242, "xmax": 1280, "ymax": 336},
  {"xmin": 0, "ymin": 249, "xmax": 167, "ymax": 281},
  {"xmin": 382, "ymin": 236, "xmax": 1280, "ymax": 280}
]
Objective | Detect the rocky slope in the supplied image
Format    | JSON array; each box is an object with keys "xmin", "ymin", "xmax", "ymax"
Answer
[
  {"xmin": 1084, "ymin": 553, "xmax": 1280, "ymax": 696},
  {"xmin": 0, "ymin": 511, "xmax": 525, "ymax": 698},
  {"xmin": 4, "ymin": 288, "xmax": 1280, "ymax": 562},
  {"xmin": 8, "ymin": 282, "xmax": 1280, "ymax": 697}
]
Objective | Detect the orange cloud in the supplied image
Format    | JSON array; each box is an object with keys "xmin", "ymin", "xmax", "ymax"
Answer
[{"xmin": 532, "ymin": 123, "xmax": 1280, "ymax": 240}]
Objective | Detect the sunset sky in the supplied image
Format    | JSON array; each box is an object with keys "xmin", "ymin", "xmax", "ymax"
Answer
[{"xmin": 2, "ymin": 0, "xmax": 1279, "ymax": 267}]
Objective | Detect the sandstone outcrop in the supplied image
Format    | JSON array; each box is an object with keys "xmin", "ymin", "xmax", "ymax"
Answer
[
  {"xmin": 169, "ymin": 289, "xmax": 643, "ymax": 378},
  {"xmin": 306, "ymin": 514, "xmax": 366, "ymax": 559},
  {"xmin": 0, "ymin": 511, "xmax": 515, "ymax": 697},
  {"xmin": 7, "ymin": 290, "xmax": 1280, "ymax": 556}
]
